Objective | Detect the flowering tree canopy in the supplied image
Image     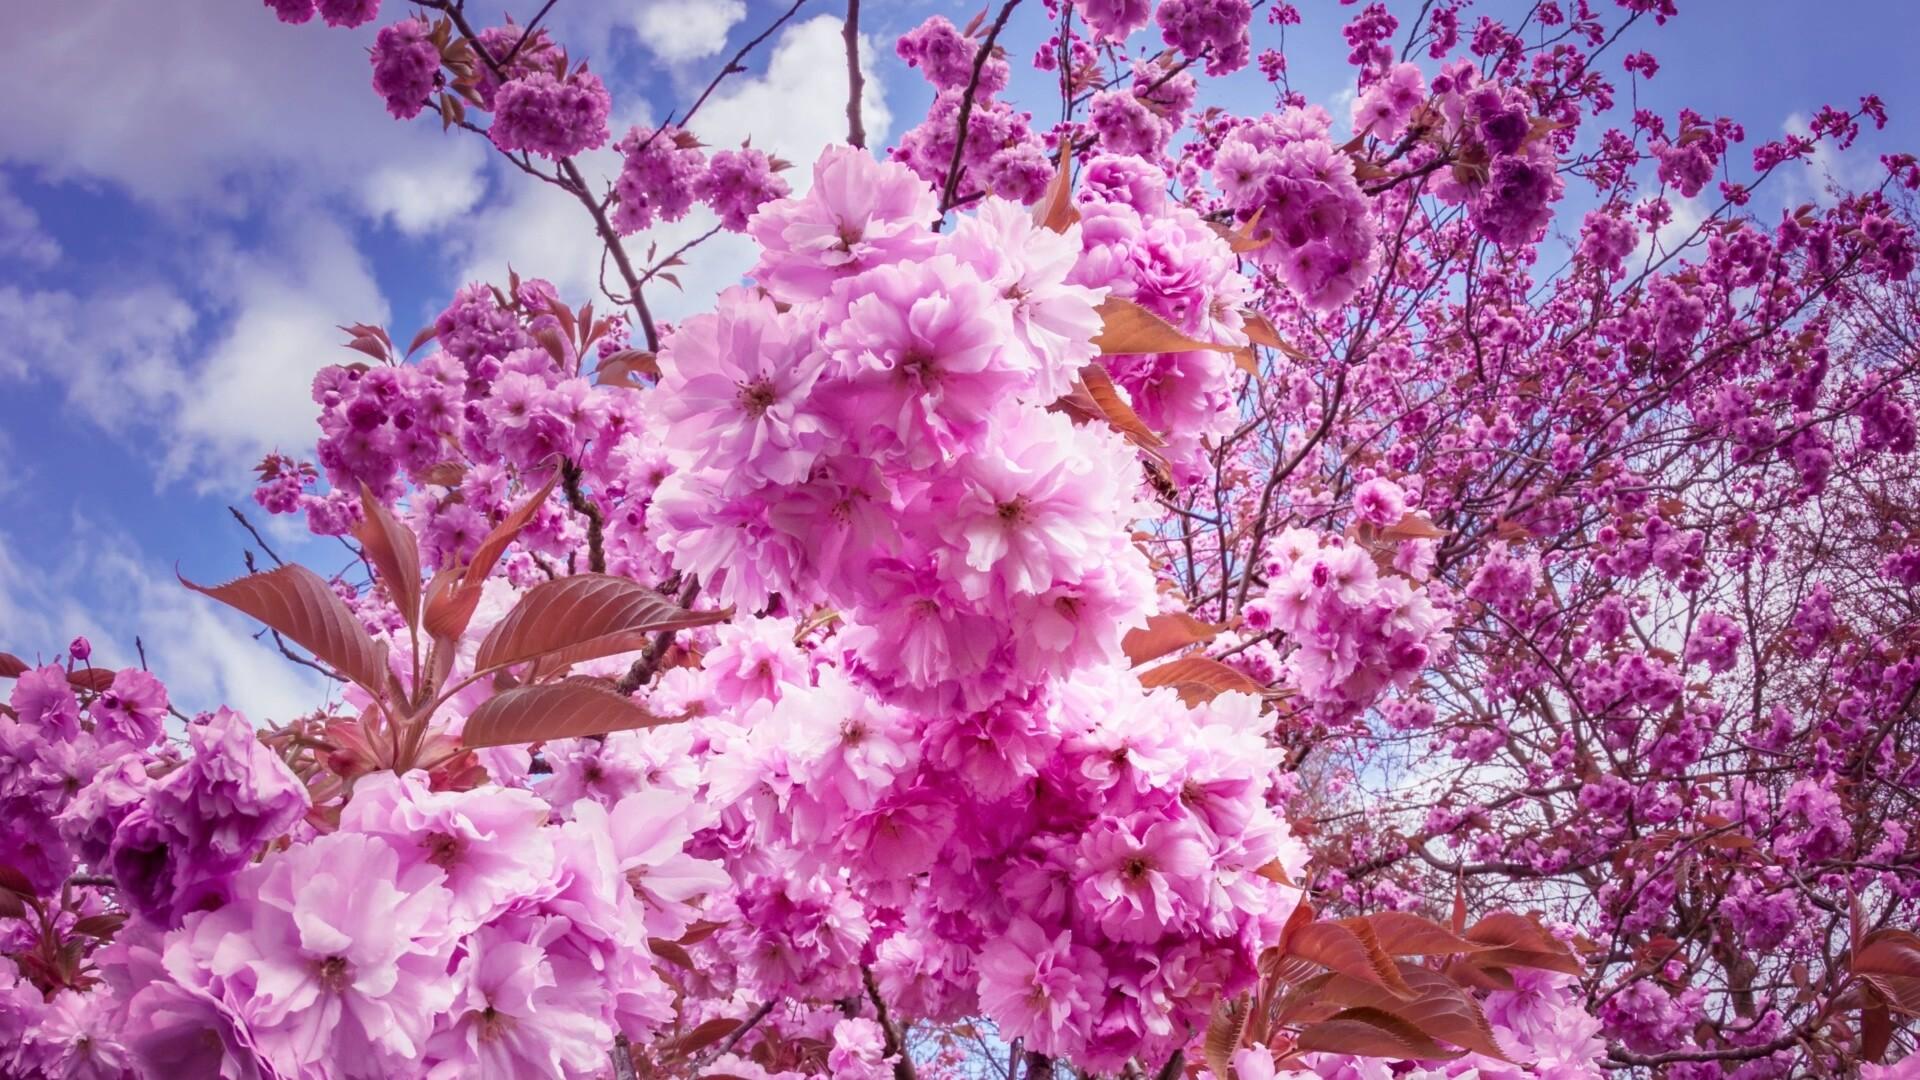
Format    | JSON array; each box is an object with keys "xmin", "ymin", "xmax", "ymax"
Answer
[{"xmin": 4, "ymin": 0, "xmax": 1920, "ymax": 1078}]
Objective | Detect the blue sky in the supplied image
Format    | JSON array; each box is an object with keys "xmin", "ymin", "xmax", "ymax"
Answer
[{"xmin": 1, "ymin": 0, "xmax": 1912, "ymax": 721}]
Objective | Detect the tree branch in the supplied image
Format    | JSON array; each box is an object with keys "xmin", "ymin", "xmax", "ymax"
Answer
[
  {"xmin": 559, "ymin": 458, "xmax": 605, "ymax": 573},
  {"xmin": 843, "ymin": 0, "xmax": 867, "ymax": 148},
  {"xmin": 937, "ymin": 0, "xmax": 1023, "ymax": 216},
  {"xmin": 227, "ymin": 506, "xmax": 285, "ymax": 567}
]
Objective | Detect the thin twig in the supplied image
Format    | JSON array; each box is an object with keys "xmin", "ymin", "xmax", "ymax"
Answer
[
  {"xmin": 937, "ymin": 0, "xmax": 1023, "ymax": 216},
  {"xmin": 499, "ymin": 0, "xmax": 561, "ymax": 68},
  {"xmin": 262, "ymin": 629, "xmax": 348, "ymax": 683},
  {"xmin": 638, "ymin": 224, "xmax": 725, "ymax": 288},
  {"xmin": 631, "ymin": 0, "xmax": 811, "ymax": 158},
  {"xmin": 227, "ymin": 506, "xmax": 285, "ymax": 567},
  {"xmin": 705, "ymin": 999, "xmax": 778, "ymax": 1064}
]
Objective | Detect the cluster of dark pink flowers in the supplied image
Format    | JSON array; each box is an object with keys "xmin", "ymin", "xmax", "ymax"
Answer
[
  {"xmin": 611, "ymin": 127, "xmax": 791, "ymax": 235},
  {"xmin": 891, "ymin": 16, "xmax": 1053, "ymax": 205}
]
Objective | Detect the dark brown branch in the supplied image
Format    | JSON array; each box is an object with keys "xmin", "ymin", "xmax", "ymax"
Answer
[
  {"xmin": 559, "ymin": 458, "xmax": 605, "ymax": 573},
  {"xmin": 264, "ymin": 629, "xmax": 349, "ymax": 683},
  {"xmin": 862, "ymin": 966, "xmax": 917, "ymax": 1080},
  {"xmin": 499, "ymin": 0, "xmax": 560, "ymax": 68},
  {"xmin": 227, "ymin": 506, "xmax": 285, "ymax": 567},
  {"xmin": 843, "ymin": 0, "xmax": 867, "ymax": 148},
  {"xmin": 706, "ymin": 999, "xmax": 778, "ymax": 1064},
  {"xmin": 608, "ymin": 1035, "xmax": 637, "ymax": 1080},
  {"xmin": 937, "ymin": 0, "xmax": 1023, "ymax": 215},
  {"xmin": 631, "ymin": 0, "xmax": 812, "ymax": 158},
  {"xmin": 616, "ymin": 578, "xmax": 701, "ymax": 693},
  {"xmin": 417, "ymin": 0, "xmax": 662, "ymax": 352}
]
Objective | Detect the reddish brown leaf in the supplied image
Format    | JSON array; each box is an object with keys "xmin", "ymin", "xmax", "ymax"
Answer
[
  {"xmin": 1240, "ymin": 311, "xmax": 1309, "ymax": 360},
  {"xmin": 1078, "ymin": 364, "xmax": 1166, "ymax": 448},
  {"xmin": 1031, "ymin": 139, "xmax": 1080, "ymax": 233},
  {"xmin": 356, "ymin": 484, "xmax": 422, "ymax": 632},
  {"xmin": 1123, "ymin": 611, "xmax": 1221, "ymax": 667},
  {"xmin": 1855, "ymin": 930, "xmax": 1920, "ymax": 1016},
  {"xmin": 67, "ymin": 668, "xmax": 116, "ymax": 692},
  {"xmin": 1138, "ymin": 656, "xmax": 1270, "ymax": 705},
  {"xmin": 474, "ymin": 573, "xmax": 730, "ymax": 676},
  {"xmin": 1203, "ymin": 995, "xmax": 1251, "ymax": 1080},
  {"xmin": 1295, "ymin": 1007, "xmax": 1463, "ymax": 1060},
  {"xmin": 1289, "ymin": 920, "xmax": 1415, "ymax": 998},
  {"xmin": 1093, "ymin": 297, "xmax": 1234, "ymax": 357},
  {"xmin": 459, "ymin": 677, "xmax": 672, "ymax": 748},
  {"xmin": 1462, "ymin": 912, "xmax": 1583, "ymax": 976},
  {"xmin": 182, "ymin": 564, "xmax": 389, "ymax": 694},
  {"xmin": 1863, "ymin": 997, "xmax": 1893, "ymax": 1062},
  {"xmin": 673, "ymin": 1017, "xmax": 743, "ymax": 1058},
  {"xmin": 649, "ymin": 937, "xmax": 695, "ymax": 970},
  {"xmin": 678, "ymin": 920, "xmax": 725, "ymax": 945},
  {"xmin": 1352, "ymin": 912, "xmax": 1489, "ymax": 956},
  {"xmin": 0, "ymin": 653, "xmax": 27, "ymax": 679},
  {"xmin": 1447, "ymin": 961, "xmax": 1518, "ymax": 992},
  {"xmin": 405, "ymin": 324, "xmax": 438, "ymax": 357},
  {"xmin": 1382, "ymin": 513, "xmax": 1447, "ymax": 541},
  {"xmin": 1222, "ymin": 207, "xmax": 1269, "ymax": 253},
  {"xmin": 420, "ymin": 462, "xmax": 467, "ymax": 487},
  {"xmin": 0, "ymin": 863, "xmax": 36, "ymax": 902},
  {"xmin": 1255, "ymin": 860, "xmax": 1295, "ymax": 886},
  {"xmin": 424, "ymin": 473, "xmax": 558, "ymax": 642},
  {"xmin": 596, "ymin": 348, "xmax": 658, "ymax": 388},
  {"xmin": 70, "ymin": 913, "xmax": 127, "ymax": 940},
  {"xmin": 1283, "ymin": 966, "xmax": 1513, "ymax": 1061}
]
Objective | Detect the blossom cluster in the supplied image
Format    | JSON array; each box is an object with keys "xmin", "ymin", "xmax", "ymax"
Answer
[
  {"xmin": 891, "ymin": 16, "xmax": 1053, "ymax": 204},
  {"xmin": 1, "ymin": 650, "xmax": 726, "ymax": 1079}
]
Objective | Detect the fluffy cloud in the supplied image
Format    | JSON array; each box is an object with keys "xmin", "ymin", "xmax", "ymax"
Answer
[
  {"xmin": 0, "ymin": 215, "xmax": 385, "ymax": 490},
  {"xmin": 166, "ymin": 218, "xmax": 388, "ymax": 482},
  {"xmin": 0, "ymin": 525, "xmax": 330, "ymax": 722},
  {"xmin": 0, "ymin": 0, "xmax": 480, "ymax": 219},
  {"xmin": 359, "ymin": 139, "xmax": 491, "ymax": 236},
  {"xmin": 0, "ymin": 177, "xmax": 59, "ymax": 268},
  {"xmin": 632, "ymin": 0, "xmax": 748, "ymax": 62}
]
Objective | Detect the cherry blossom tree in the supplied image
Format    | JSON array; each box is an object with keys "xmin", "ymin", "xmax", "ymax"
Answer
[{"xmin": 3, "ymin": 0, "xmax": 1918, "ymax": 1077}]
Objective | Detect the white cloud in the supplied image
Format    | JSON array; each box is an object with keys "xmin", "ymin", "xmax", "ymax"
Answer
[
  {"xmin": 1631, "ymin": 194, "xmax": 1707, "ymax": 272},
  {"xmin": 1778, "ymin": 112, "xmax": 1872, "ymax": 210},
  {"xmin": 165, "ymin": 217, "xmax": 388, "ymax": 483},
  {"xmin": 633, "ymin": 0, "xmax": 747, "ymax": 63},
  {"xmin": 0, "ymin": 177, "xmax": 59, "ymax": 268},
  {"xmin": 359, "ymin": 140, "xmax": 491, "ymax": 235},
  {"xmin": 0, "ymin": 285, "xmax": 197, "ymax": 390},
  {"xmin": 0, "ymin": 525, "xmax": 330, "ymax": 722},
  {"xmin": 454, "ymin": 15, "xmax": 892, "ymax": 322},
  {"xmin": 696, "ymin": 15, "xmax": 893, "ymax": 164},
  {"xmin": 0, "ymin": 0, "xmax": 481, "ymax": 217},
  {"xmin": 0, "ymin": 215, "xmax": 385, "ymax": 490}
]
